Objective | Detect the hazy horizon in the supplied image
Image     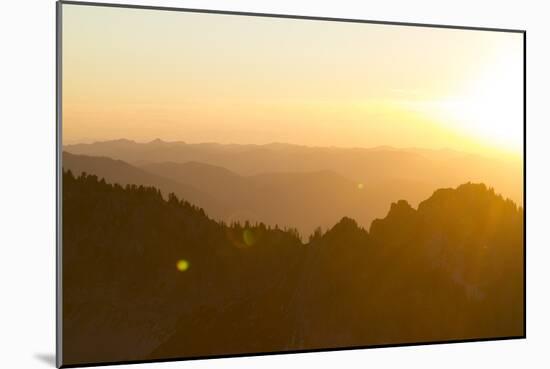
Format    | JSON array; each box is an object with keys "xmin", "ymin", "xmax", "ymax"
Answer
[
  {"xmin": 64, "ymin": 136, "xmax": 470, "ymax": 150},
  {"xmin": 63, "ymin": 4, "xmax": 523, "ymax": 158},
  {"xmin": 64, "ymin": 137, "xmax": 523, "ymax": 164}
]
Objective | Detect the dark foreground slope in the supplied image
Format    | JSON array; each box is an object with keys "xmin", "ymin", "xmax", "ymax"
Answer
[{"xmin": 62, "ymin": 171, "xmax": 523, "ymax": 365}]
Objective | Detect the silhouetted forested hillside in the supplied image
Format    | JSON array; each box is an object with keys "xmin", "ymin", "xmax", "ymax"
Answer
[
  {"xmin": 63, "ymin": 151, "xmax": 225, "ymax": 218},
  {"xmin": 62, "ymin": 171, "xmax": 523, "ymax": 365}
]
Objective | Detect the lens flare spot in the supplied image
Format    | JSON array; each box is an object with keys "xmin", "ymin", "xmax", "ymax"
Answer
[
  {"xmin": 357, "ymin": 183, "xmax": 364, "ymax": 190},
  {"xmin": 176, "ymin": 259, "xmax": 190, "ymax": 272},
  {"xmin": 243, "ymin": 229, "xmax": 256, "ymax": 246}
]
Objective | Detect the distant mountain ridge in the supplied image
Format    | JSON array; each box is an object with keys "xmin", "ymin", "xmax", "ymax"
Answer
[
  {"xmin": 64, "ymin": 139, "xmax": 523, "ymax": 207},
  {"xmin": 63, "ymin": 138, "xmax": 522, "ymax": 236},
  {"xmin": 65, "ymin": 152, "xmax": 381, "ymax": 236},
  {"xmin": 140, "ymin": 160, "xmax": 377, "ymax": 236}
]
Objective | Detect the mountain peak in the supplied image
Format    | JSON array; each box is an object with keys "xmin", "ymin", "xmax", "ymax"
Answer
[
  {"xmin": 418, "ymin": 182, "xmax": 496, "ymax": 214},
  {"xmin": 149, "ymin": 138, "xmax": 166, "ymax": 144},
  {"xmin": 382, "ymin": 200, "xmax": 416, "ymax": 222},
  {"xmin": 323, "ymin": 216, "xmax": 368, "ymax": 240},
  {"xmin": 107, "ymin": 138, "xmax": 136, "ymax": 144},
  {"xmin": 389, "ymin": 199, "xmax": 413, "ymax": 213}
]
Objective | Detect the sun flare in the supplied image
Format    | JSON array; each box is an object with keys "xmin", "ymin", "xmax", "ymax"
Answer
[{"xmin": 431, "ymin": 49, "xmax": 523, "ymax": 154}]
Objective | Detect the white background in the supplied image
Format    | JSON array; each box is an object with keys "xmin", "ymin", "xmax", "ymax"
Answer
[{"xmin": 1, "ymin": 0, "xmax": 548, "ymax": 368}]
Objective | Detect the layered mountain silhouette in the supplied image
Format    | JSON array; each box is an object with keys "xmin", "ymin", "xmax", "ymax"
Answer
[
  {"xmin": 64, "ymin": 152, "xmax": 377, "ymax": 235},
  {"xmin": 62, "ymin": 139, "xmax": 522, "ymax": 236},
  {"xmin": 62, "ymin": 170, "xmax": 524, "ymax": 365},
  {"xmin": 141, "ymin": 161, "xmax": 382, "ymax": 236},
  {"xmin": 64, "ymin": 139, "xmax": 523, "ymax": 204},
  {"xmin": 62, "ymin": 152, "xmax": 228, "ymax": 218}
]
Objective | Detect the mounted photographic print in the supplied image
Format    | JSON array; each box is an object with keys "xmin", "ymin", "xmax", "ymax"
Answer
[{"xmin": 57, "ymin": 1, "xmax": 525, "ymax": 367}]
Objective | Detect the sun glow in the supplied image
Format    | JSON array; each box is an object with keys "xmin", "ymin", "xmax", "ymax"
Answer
[
  {"xmin": 429, "ymin": 49, "xmax": 523, "ymax": 155},
  {"xmin": 63, "ymin": 4, "xmax": 523, "ymax": 157},
  {"xmin": 395, "ymin": 37, "xmax": 523, "ymax": 157},
  {"xmin": 440, "ymin": 82, "xmax": 521, "ymax": 153}
]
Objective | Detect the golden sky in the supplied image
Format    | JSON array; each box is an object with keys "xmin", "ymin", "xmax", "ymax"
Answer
[{"xmin": 62, "ymin": 4, "xmax": 523, "ymax": 157}]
